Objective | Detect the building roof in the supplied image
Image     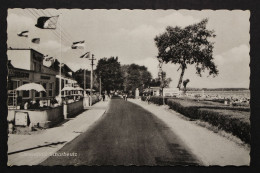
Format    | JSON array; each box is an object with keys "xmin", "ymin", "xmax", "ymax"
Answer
[{"xmin": 8, "ymin": 47, "xmax": 44, "ymax": 56}]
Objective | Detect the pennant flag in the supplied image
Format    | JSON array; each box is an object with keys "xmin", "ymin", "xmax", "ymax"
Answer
[
  {"xmin": 80, "ymin": 52, "xmax": 90, "ymax": 58},
  {"xmin": 31, "ymin": 38, "xmax": 40, "ymax": 44},
  {"xmin": 17, "ymin": 31, "xmax": 29, "ymax": 37},
  {"xmin": 35, "ymin": 15, "xmax": 59, "ymax": 29},
  {"xmin": 71, "ymin": 41, "xmax": 85, "ymax": 49}
]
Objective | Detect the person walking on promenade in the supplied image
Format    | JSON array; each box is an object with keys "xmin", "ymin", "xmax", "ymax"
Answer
[
  {"xmin": 102, "ymin": 93, "xmax": 105, "ymax": 101},
  {"xmin": 146, "ymin": 94, "xmax": 151, "ymax": 104},
  {"xmin": 125, "ymin": 93, "xmax": 128, "ymax": 101}
]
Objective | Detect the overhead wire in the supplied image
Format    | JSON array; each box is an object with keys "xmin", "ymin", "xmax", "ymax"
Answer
[
  {"xmin": 38, "ymin": 9, "xmax": 72, "ymax": 45},
  {"xmin": 30, "ymin": 9, "xmax": 83, "ymax": 55},
  {"xmin": 37, "ymin": 9, "xmax": 85, "ymax": 59},
  {"xmin": 44, "ymin": 9, "xmax": 75, "ymax": 42},
  {"xmin": 17, "ymin": 9, "xmax": 86, "ymax": 65}
]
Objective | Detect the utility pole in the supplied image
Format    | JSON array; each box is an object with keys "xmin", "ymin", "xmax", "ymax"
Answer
[
  {"xmin": 89, "ymin": 54, "xmax": 96, "ymax": 96},
  {"xmin": 59, "ymin": 13, "xmax": 62, "ymax": 105}
]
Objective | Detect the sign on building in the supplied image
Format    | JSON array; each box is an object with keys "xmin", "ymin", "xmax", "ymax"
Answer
[{"xmin": 9, "ymin": 69, "xmax": 29, "ymax": 78}]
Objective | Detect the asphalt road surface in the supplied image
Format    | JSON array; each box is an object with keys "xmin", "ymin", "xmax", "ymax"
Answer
[{"xmin": 41, "ymin": 96, "xmax": 201, "ymax": 166}]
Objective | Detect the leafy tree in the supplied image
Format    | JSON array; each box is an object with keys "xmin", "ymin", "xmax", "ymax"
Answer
[
  {"xmin": 121, "ymin": 64, "xmax": 130, "ymax": 91},
  {"xmin": 95, "ymin": 57, "xmax": 123, "ymax": 93},
  {"xmin": 150, "ymin": 78, "xmax": 161, "ymax": 87},
  {"xmin": 154, "ymin": 18, "xmax": 218, "ymax": 89},
  {"xmin": 74, "ymin": 68, "xmax": 91, "ymax": 89},
  {"xmin": 92, "ymin": 71, "xmax": 100, "ymax": 92},
  {"xmin": 150, "ymin": 72, "xmax": 172, "ymax": 88},
  {"xmin": 121, "ymin": 64, "xmax": 152, "ymax": 94},
  {"xmin": 159, "ymin": 71, "xmax": 172, "ymax": 88}
]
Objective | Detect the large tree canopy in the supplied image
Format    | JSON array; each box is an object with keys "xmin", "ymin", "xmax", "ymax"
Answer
[
  {"xmin": 154, "ymin": 18, "xmax": 218, "ymax": 89},
  {"xmin": 95, "ymin": 57, "xmax": 123, "ymax": 93},
  {"xmin": 150, "ymin": 71, "xmax": 172, "ymax": 88},
  {"xmin": 74, "ymin": 68, "xmax": 91, "ymax": 89},
  {"xmin": 121, "ymin": 64, "xmax": 152, "ymax": 94}
]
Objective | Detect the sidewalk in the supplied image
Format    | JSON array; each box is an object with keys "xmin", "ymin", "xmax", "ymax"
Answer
[
  {"xmin": 129, "ymin": 99, "xmax": 250, "ymax": 166},
  {"xmin": 8, "ymin": 100, "xmax": 110, "ymax": 166}
]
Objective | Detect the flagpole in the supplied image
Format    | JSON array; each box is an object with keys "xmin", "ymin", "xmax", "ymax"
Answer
[
  {"xmin": 90, "ymin": 54, "xmax": 94, "ymax": 96},
  {"xmin": 83, "ymin": 47, "xmax": 86, "ymax": 97},
  {"xmin": 59, "ymin": 12, "xmax": 62, "ymax": 104}
]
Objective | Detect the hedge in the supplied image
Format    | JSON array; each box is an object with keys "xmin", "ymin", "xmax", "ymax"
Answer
[
  {"xmin": 197, "ymin": 108, "xmax": 250, "ymax": 143},
  {"xmin": 141, "ymin": 96, "xmax": 171, "ymax": 105},
  {"xmin": 141, "ymin": 96, "xmax": 250, "ymax": 143}
]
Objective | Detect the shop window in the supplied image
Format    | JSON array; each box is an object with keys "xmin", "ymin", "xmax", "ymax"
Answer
[
  {"xmin": 42, "ymin": 83, "xmax": 47, "ymax": 97},
  {"xmin": 55, "ymin": 78, "xmax": 59, "ymax": 96},
  {"xmin": 33, "ymin": 61, "xmax": 41, "ymax": 72},
  {"xmin": 8, "ymin": 80, "xmax": 20, "ymax": 90},
  {"xmin": 33, "ymin": 62, "xmax": 37, "ymax": 71},
  {"xmin": 35, "ymin": 91, "xmax": 40, "ymax": 97},
  {"xmin": 49, "ymin": 83, "xmax": 53, "ymax": 97},
  {"xmin": 35, "ymin": 82, "xmax": 40, "ymax": 97},
  {"xmin": 38, "ymin": 64, "xmax": 41, "ymax": 72},
  {"xmin": 61, "ymin": 79, "xmax": 64, "ymax": 89},
  {"xmin": 22, "ymin": 81, "xmax": 29, "ymax": 98}
]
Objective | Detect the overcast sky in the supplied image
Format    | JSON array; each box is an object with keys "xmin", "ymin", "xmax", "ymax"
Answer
[{"xmin": 7, "ymin": 9, "xmax": 250, "ymax": 88}]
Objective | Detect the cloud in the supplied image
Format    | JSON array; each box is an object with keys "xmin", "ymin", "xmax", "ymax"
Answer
[
  {"xmin": 129, "ymin": 24, "xmax": 162, "ymax": 39},
  {"xmin": 7, "ymin": 13, "xmax": 34, "ymax": 31},
  {"xmin": 117, "ymin": 24, "xmax": 163, "ymax": 43},
  {"xmin": 183, "ymin": 44, "xmax": 250, "ymax": 88},
  {"xmin": 215, "ymin": 44, "xmax": 250, "ymax": 66},
  {"xmin": 41, "ymin": 40, "xmax": 70, "ymax": 53},
  {"xmin": 65, "ymin": 62, "xmax": 83, "ymax": 71},
  {"xmin": 156, "ymin": 12, "xmax": 200, "ymax": 28},
  {"xmin": 113, "ymin": 25, "xmax": 160, "ymax": 61}
]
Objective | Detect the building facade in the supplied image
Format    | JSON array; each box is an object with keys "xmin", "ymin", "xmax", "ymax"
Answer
[{"xmin": 7, "ymin": 48, "xmax": 78, "ymax": 106}]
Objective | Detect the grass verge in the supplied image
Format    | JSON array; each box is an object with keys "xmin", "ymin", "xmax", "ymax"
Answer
[{"xmin": 141, "ymin": 96, "xmax": 250, "ymax": 144}]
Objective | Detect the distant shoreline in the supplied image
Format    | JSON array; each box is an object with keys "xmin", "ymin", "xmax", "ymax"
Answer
[{"xmin": 186, "ymin": 88, "xmax": 249, "ymax": 91}]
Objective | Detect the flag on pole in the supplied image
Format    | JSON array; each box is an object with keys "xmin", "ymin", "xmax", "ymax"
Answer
[
  {"xmin": 31, "ymin": 38, "xmax": 40, "ymax": 44},
  {"xmin": 35, "ymin": 15, "xmax": 59, "ymax": 29},
  {"xmin": 80, "ymin": 52, "xmax": 90, "ymax": 58},
  {"xmin": 17, "ymin": 31, "xmax": 29, "ymax": 37},
  {"xmin": 71, "ymin": 41, "xmax": 85, "ymax": 49}
]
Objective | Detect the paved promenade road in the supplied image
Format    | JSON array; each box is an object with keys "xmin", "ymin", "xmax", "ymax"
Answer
[{"xmin": 41, "ymin": 96, "xmax": 201, "ymax": 166}]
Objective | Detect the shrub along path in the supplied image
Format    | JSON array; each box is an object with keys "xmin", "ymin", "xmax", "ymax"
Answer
[
  {"xmin": 142, "ymin": 96, "xmax": 250, "ymax": 144},
  {"xmin": 130, "ymin": 98, "xmax": 250, "ymax": 166}
]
